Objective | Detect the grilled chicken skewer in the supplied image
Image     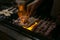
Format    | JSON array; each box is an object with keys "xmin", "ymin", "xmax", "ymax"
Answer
[
  {"xmin": 0, "ymin": 7, "xmax": 17, "ymax": 16},
  {"xmin": 44, "ymin": 22, "xmax": 56, "ymax": 36},
  {"xmin": 35, "ymin": 18, "xmax": 46, "ymax": 32},
  {"xmin": 40, "ymin": 20, "xmax": 53, "ymax": 34}
]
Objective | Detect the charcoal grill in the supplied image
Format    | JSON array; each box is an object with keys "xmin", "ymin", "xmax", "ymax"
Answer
[{"xmin": 0, "ymin": 0, "xmax": 59, "ymax": 40}]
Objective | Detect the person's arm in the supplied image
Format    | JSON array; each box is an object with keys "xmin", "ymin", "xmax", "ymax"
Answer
[{"xmin": 27, "ymin": 0, "xmax": 42, "ymax": 16}]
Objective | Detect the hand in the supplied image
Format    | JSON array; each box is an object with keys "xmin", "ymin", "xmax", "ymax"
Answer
[{"xmin": 27, "ymin": 0, "xmax": 42, "ymax": 16}]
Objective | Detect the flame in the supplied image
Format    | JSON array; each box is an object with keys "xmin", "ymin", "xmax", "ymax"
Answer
[
  {"xmin": 17, "ymin": 2, "xmax": 36, "ymax": 24},
  {"xmin": 18, "ymin": 4, "xmax": 28, "ymax": 24},
  {"xmin": 17, "ymin": 2, "xmax": 38, "ymax": 31},
  {"xmin": 18, "ymin": 5, "xmax": 24, "ymax": 11},
  {"xmin": 23, "ymin": 22, "xmax": 38, "ymax": 31},
  {"xmin": 27, "ymin": 22, "xmax": 38, "ymax": 31}
]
